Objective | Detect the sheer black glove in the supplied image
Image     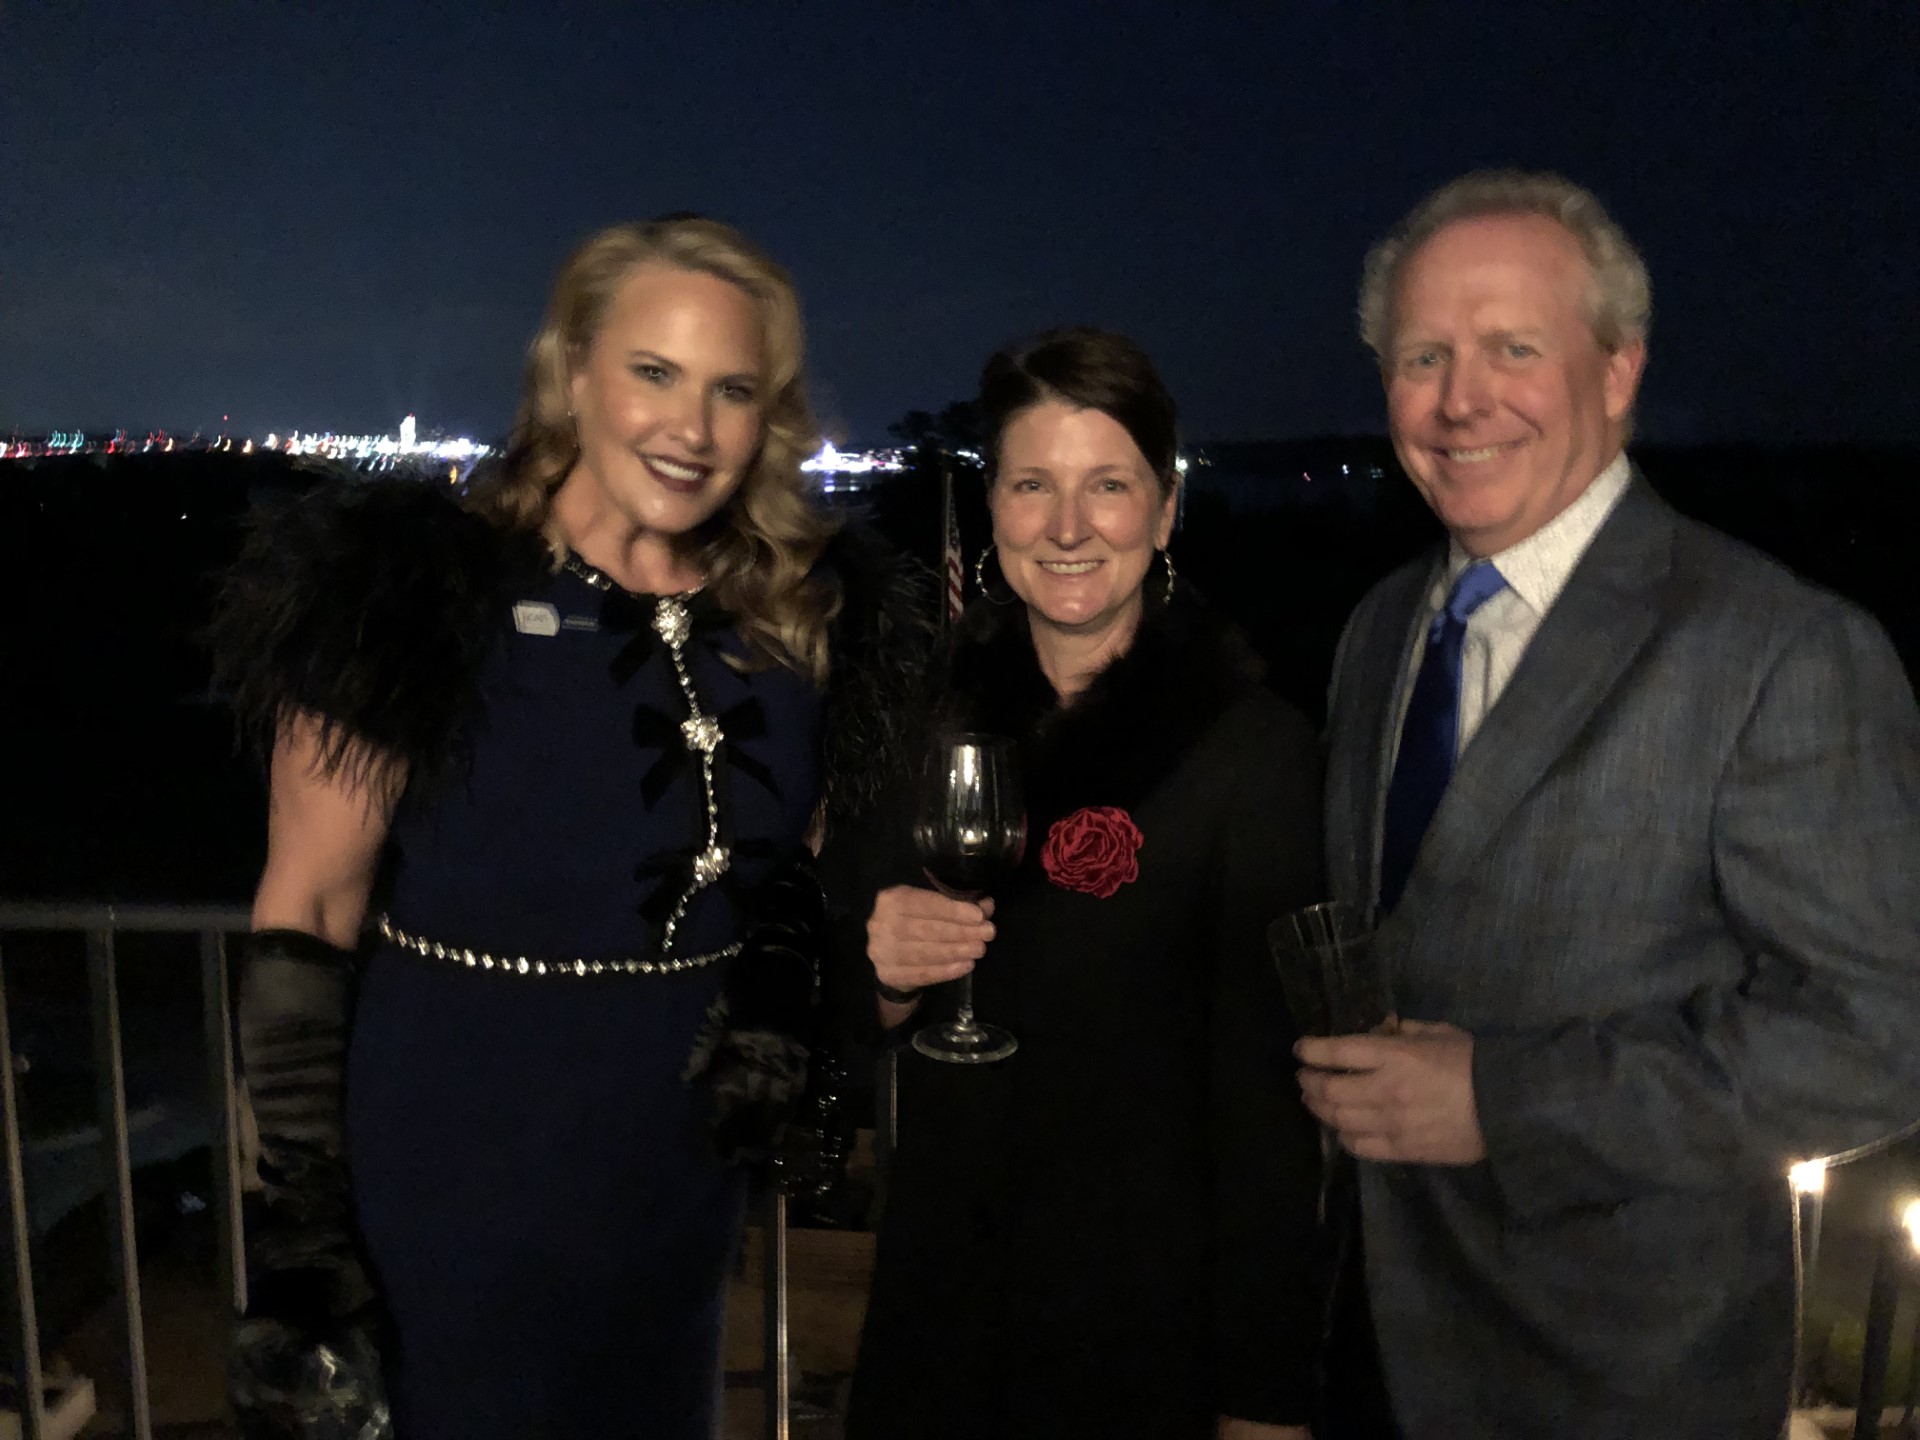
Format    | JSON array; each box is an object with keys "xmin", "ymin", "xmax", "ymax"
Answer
[
  {"xmin": 684, "ymin": 854, "xmax": 825, "ymax": 1165},
  {"xmin": 230, "ymin": 929, "xmax": 392, "ymax": 1440}
]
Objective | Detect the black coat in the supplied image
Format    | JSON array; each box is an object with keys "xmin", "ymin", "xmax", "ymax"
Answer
[{"xmin": 841, "ymin": 591, "xmax": 1326, "ymax": 1440}]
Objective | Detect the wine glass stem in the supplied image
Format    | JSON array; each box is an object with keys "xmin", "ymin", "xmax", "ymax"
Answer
[{"xmin": 952, "ymin": 973, "xmax": 980, "ymax": 1036}]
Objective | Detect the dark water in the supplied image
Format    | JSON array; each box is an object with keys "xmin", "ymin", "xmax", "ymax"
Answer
[{"xmin": 5, "ymin": 454, "xmax": 278, "ymax": 902}]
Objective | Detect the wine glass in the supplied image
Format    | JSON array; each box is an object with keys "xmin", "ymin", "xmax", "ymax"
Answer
[
  {"xmin": 1267, "ymin": 900, "xmax": 1392, "ymax": 1040},
  {"xmin": 910, "ymin": 732, "xmax": 1026, "ymax": 1064}
]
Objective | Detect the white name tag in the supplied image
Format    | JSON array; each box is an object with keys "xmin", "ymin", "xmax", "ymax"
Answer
[{"xmin": 512, "ymin": 601, "xmax": 560, "ymax": 637}]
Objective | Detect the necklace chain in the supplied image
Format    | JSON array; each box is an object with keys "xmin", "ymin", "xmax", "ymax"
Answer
[
  {"xmin": 385, "ymin": 553, "xmax": 730, "ymax": 980},
  {"xmin": 560, "ymin": 551, "xmax": 705, "ymax": 601}
]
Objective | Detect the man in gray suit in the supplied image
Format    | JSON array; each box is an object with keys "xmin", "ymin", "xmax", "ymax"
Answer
[{"xmin": 1297, "ymin": 169, "xmax": 1920, "ymax": 1438}]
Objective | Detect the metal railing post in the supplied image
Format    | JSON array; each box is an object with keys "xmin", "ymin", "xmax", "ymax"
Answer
[
  {"xmin": 1855, "ymin": 1217, "xmax": 1903, "ymax": 1440},
  {"xmin": 86, "ymin": 928, "xmax": 152, "ymax": 1440},
  {"xmin": 0, "ymin": 944, "xmax": 47, "ymax": 1440},
  {"xmin": 199, "ymin": 929, "xmax": 245, "ymax": 1316},
  {"xmin": 762, "ymin": 1181, "xmax": 789, "ymax": 1440}
]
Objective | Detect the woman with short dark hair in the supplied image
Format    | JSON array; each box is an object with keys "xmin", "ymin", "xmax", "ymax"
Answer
[{"xmin": 845, "ymin": 328, "xmax": 1325, "ymax": 1439}]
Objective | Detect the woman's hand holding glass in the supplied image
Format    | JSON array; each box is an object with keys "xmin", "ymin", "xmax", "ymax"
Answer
[{"xmin": 866, "ymin": 885, "xmax": 996, "ymax": 1004}]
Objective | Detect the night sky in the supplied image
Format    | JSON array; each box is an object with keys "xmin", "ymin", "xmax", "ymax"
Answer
[{"xmin": 5, "ymin": 2, "xmax": 1916, "ymax": 447}]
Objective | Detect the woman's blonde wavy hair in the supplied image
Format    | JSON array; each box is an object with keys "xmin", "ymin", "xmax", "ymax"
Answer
[{"xmin": 467, "ymin": 216, "xmax": 838, "ymax": 683}]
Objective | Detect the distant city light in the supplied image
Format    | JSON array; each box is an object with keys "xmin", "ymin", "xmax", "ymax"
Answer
[
  {"xmin": 0, "ymin": 425, "xmax": 1113, "ymax": 490},
  {"xmin": 0, "ymin": 416, "xmax": 496, "ymax": 474},
  {"xmin": 801, "ymin": 439, "xmax": 907, "ymax": 477},
  {"xmin": 276, "ymin": 427, "xmax": 489, "ymax": 463}
]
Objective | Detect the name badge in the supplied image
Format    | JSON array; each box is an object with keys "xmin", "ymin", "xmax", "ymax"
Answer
[{"xmin": 512, "ymin": 601, "xmax": 560, "ymax": 637}]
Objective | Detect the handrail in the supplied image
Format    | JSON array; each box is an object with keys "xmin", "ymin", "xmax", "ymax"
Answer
[{"xmin": 0, "ymin": 903, "xmax": 250, "ymax": 933}]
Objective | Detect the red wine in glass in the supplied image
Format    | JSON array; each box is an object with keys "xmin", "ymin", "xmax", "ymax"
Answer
[{"xmin": 910, "ymin": 732, "xmax": 1026, "ymax": 1064}]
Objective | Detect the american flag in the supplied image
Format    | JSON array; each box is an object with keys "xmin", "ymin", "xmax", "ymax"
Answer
[{"xmin": 942, "ymin": 466, "xmax": 965, "ymax": 624}]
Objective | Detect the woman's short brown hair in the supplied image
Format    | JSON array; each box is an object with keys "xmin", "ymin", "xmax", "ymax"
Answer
[
  {"xmin": 468, "ymin": 216, "xmax": 837, "ymax": 682},
  {"xmin": 977, "ymin": 327, "xmax": 1179, "ymax": 497}
]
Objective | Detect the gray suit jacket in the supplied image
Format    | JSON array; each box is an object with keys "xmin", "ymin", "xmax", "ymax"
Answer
[{"xmin": 1324, "ymin": 476, "xmax": 1920, "ymax": 1438}]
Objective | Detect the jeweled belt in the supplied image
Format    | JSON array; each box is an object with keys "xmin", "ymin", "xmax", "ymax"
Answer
[{"xmin": 376, "ymin": 914, "xmax": 739, "ymax": 978}]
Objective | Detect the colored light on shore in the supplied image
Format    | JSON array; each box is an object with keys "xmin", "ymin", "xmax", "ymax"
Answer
[{"xmin": 1903, "ymin": 1199, "xmax": 1920, "ymax": 1254}]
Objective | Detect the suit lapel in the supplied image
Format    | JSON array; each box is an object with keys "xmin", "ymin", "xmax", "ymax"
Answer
[{"xmin": 1392, "ymin": 478, "xmax": 1676, "ymax": 921}]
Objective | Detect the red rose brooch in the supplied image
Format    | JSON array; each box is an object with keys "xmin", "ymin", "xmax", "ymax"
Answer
[{"xmin": 1040, "ymin": 806, "xmax": 1144, "ymax": 898}]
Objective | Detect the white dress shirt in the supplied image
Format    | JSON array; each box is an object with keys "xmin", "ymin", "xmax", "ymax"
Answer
[{"xmin": 1395, "ymin": 451, "xmax": 1633, "ymax": 758}]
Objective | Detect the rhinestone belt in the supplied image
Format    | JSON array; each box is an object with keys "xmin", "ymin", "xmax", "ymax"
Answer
[{"xmin": 377, "ymin": 914, "xmax": 739, "ymax": 978}]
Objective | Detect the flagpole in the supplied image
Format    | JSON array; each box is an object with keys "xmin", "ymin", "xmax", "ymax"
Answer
[{"xmin": 940, "ymin": 447, "xmax": 958, "ymax": 628}]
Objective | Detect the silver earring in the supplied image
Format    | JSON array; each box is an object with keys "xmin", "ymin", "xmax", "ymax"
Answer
[
  {"xmin": 1160, "ymin": 548, "xmax": 1176, "ymax": 603},
  {"xmin": 974, "ymin": 547, "xmax": 1016, "ymax": 605}
]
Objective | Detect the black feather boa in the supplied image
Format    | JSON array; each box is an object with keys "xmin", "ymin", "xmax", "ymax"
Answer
[
  {"xmin": 208, "ymin": 481, "xmax": 546, "ymax": 798},
  {"xmin": 939, "ymin": 587, "xmax": 1267, "ymax": 838},
  {"xmin": 208, "ymin": 478, "xmax": 936, "ymax": 830}
]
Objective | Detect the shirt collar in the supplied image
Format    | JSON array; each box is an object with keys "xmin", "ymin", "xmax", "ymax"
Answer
[{"xmin": 1443, "ymin": 451, "xmax": 1633, "ymax": 617}]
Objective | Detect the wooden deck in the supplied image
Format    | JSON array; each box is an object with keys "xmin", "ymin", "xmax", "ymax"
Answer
[{"xmin": 59, "ymin": 1184, "xmax": 877, "ymax": 1437}]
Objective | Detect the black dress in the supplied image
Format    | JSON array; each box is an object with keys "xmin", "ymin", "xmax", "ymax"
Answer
[
  {"xmin": 212, "ymin": 482, "xmax": 932, "ymax": 1440},
  {"xmin": 344, "ymin": 562, "xmax": 821, "ymax": 1439},
  {"xmin": 842, "ymin": 593, "xmax": 1326, "ymax": 1440}
]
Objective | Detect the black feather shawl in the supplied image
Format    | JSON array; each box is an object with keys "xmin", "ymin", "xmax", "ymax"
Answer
[
  {"xmin": 207, "ymin": 479, "xmax": 936, "ymax": 829},
  {"xmin": 207, "ymin": 480, "xmax": 546, "ymax": 797}
]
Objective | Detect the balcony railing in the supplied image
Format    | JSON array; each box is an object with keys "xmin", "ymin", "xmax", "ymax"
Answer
[
  {"xmin": 0, "ymin": 902, "xmax": 247, "ymax": 1440},
  {"xmin": 0, "ymin": 901, "xmax": 804, "ymax": 1440}
]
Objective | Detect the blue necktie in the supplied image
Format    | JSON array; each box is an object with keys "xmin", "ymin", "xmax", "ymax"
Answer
[{"xmin": 1378, "ymin": 560, "xmax": 1508, "ymax": 913}]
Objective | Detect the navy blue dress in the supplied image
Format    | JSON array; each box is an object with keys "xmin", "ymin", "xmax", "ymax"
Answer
[{"xmin": 344, "ymin": 559, "xmax": 821, "ymax": 1439}]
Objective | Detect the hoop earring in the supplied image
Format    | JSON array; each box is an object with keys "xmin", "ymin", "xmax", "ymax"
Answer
[
  {"xmin": 973, "ymin": 547, "xmax": 1017, "ymax": 606},
  {"xmin": 1159, "ymin": 548, "xmax": 1177, "ymax": 603}
]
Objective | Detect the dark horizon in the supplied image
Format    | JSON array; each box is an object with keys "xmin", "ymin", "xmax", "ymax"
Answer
[{"xmin": 4, "ymin": 3, "xmax": 1916, "ymax": 448}]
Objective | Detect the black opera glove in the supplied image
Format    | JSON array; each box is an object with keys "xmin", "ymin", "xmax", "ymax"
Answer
[
  {"xmin": 230, "ymin": 929, "xmax": 393, "ymax": 1440},
  {"xmin": 684, "ymin": 854, "xmax": 825, "ymax": 1165}
]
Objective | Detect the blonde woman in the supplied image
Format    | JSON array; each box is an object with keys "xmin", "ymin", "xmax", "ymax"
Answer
[{"xmin": 214, "ymin": 216, "xmax": 926, "ymax": 1439}]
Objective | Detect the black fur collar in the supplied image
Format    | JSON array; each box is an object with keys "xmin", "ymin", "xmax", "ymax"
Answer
[{"xmin": 940, "ymin": 590, "xmax": 1265, "ymax": 832}]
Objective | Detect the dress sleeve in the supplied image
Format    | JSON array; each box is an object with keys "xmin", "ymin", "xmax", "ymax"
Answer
[{"xmin": 1205, "ymin": 696, "xmax": 1328, "ymax": 1424}]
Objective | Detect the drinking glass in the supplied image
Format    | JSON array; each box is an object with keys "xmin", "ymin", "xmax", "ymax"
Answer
[
  {"xmin": 909, "ymin": 733, "xmax": 1026, "ymax": 1064},
  {"xmin": 1267, "ymin": 901, "xmax": 1392, "ymax": 1039}
]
